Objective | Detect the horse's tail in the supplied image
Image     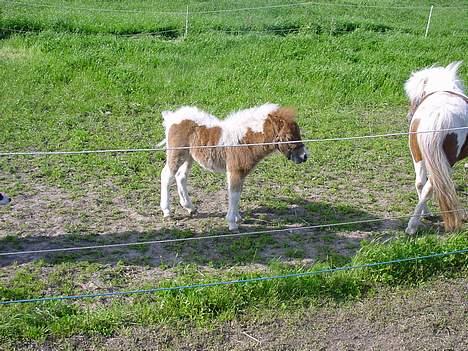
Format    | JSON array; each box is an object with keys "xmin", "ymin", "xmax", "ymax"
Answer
[{"xmin": 418, "ymin": 127, "xmax": 463, "ymax": 231}]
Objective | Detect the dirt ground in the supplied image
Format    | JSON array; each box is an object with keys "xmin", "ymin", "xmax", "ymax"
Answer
[
  {"xmin": 7, "ymin": 276, "xmax": 467, "ymax": 351},
  {"xmin": 0, "ymin": 176, "xmax": 404, "ymax": 268}
]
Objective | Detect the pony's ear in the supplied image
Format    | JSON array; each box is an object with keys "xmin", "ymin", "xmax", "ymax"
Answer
[{"xmin": 446, "ymin": 61, "xmax": 462, "ymax": 73}]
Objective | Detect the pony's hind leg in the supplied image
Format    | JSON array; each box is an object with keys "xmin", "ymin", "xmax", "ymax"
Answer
[
  {"xmin": 160, "ymin": 150, "xmax": 191, "ymax": 217},
  {"xmin": 406, "ymin": 180, "xmax": 433, "ymax": 234},
  {"xmin": 175, "ymin": 159, "xmax": 195, "ymax": 215},
  {"xmin": 413, "ymin": 160, "xmax": 431, "ymax": 216},
  {"xmin": 160, "ymin": 163, "xmax": 174, "ymax": 217}
]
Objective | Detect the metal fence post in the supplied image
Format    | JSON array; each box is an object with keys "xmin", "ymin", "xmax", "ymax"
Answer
[{"xmin": 424, "ymin": 5, "xmax": 434, "ymax": 37}]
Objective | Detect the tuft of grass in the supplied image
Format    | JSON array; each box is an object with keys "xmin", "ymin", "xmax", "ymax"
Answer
[{"xmin": 0, "ymin": 232, "xmax": 466, "ymax": 341}]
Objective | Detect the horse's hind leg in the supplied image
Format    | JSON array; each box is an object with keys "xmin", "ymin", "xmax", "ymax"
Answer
[
  {"xmin": 413, "ymin": 160, "xmax": 431, "ymax": 216},
  {"xmin": 175, "ymin": 159, "xmax": 195, "ymax": 215},
  {"xmin": 406, "ymin": 180, "xmax": 433, "ymax": 234}
]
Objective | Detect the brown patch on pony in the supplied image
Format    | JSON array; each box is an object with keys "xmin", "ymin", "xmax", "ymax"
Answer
[
  {"xmin": 409, "ymin": 119, "xmax": 422, "ymax": 162},
  {"xmin": 223, "ymin": 107, "xmax": 301, "ymax": 175},
  {"xmin": 266, "ymin": 107, "xmax": 303, "ymax": 156},
  {"xmin": 443, "ymin": 133, "xmax": 459, "ymax": 167},
  {"xmin": 226, "ymin": 128, "xmax": 275, "ymax": 175},
  {"xmin": 190, "ymin": 124, "xmax": 225, "ymax": 171},
  {"xmin": 167, "ymin": 120, "xmax": 224, "ymax": 172},
  {"xmin": 166, "ymin": 120, "xmax": 196, "ymax": 172},
  {"xmin": 269, "ymin": 106, "xmax": 297, "ymax": 123},
  {"xmin": 443, "ymin": 133, "xmax": 468, "ymax": 166}
]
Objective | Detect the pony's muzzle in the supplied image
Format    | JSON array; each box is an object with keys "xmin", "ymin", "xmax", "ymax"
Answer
[{"xmin": 290, "ymin": 146, "xmax": 308, "ymax": 164}]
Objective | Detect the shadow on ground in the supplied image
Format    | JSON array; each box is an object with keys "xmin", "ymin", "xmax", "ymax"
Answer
[{"xmin": 0, "ymin": 200, "xmax": 405, "ymax": 268}]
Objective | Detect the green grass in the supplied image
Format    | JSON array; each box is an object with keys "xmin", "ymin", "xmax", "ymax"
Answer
[
  {"xmin": 0, "ymin": 0, "xmax": 467, "ymax": 343},
  {"xmin": 0, "ymin": 233, "xmax": 466, "ymax": 341}
]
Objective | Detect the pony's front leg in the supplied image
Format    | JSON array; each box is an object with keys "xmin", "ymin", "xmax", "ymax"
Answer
[
  {"xmin": 413, "ymin": 160, "xmax": 431, "ymax": 216},
  {"xmin": 226, "ymin": 171, "xmax": 245, "ymax": 231},
  {"xmin": 160, "ymin": 164, "xmax": 174, "ymax": 217},
  {"xmin": 175, "ymin": 160, "xmax": 195, "ymax": 215},
  {"xmin": 406, "ymin": 180, "xmax": 433, "ymax": 234}
]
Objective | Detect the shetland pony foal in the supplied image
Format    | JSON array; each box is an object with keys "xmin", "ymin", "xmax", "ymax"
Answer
[
  {"xmin": 159, "ymin": 104, "xmax": 308, "ymax": 230},
  {"xmin": 405, "ymin": 61, "xmax": 467, "ymax": 234}
]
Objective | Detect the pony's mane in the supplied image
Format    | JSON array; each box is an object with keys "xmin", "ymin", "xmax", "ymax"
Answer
[
  {"xmin": 161, "ymin": 106, "xmax": 220, "ymax": 132},
  {"xmin": 404, "ymin": 61, "xmax": 464, "ymax": 104},
  {"xmin": 220, "ymin": 103, "xmax": 279, "ymax": 145},
  {"xmin": 161, "ymin": 103, "xmax": 282, "ymax": 145}
]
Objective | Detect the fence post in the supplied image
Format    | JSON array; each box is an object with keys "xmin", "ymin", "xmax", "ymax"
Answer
[
  {"xmin": 184, "ymin": 5, "xmax": 189, "ymax": 39},
  {"xmin": 424, "ymin": 5, "xmax": 434, "ymax": 38}
]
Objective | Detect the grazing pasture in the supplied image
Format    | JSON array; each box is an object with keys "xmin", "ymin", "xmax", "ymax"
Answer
[{"xmin": 0, "ymin": 0, "xmax": 467, "ymax": 347}]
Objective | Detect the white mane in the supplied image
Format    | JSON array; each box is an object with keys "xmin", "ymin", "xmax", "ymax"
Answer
[
  {"xmin": 161, "ymin": 106, "xmax": 220, "ymax": 135},
  {"xmin": 404, "ymin": 61, "xmax": 464, "ymax": 104},
  {"xmin": 161, "ymin": 103, "xmax": 280, "ymax": 145},
  {"xmin": 220, "ymin": 103, "xmax": 279, "ymax": 145}
]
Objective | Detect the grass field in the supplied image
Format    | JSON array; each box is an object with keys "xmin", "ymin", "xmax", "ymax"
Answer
[{"xmin": 0, "ymin": 0, "xmax": 467, "ymax": 347}]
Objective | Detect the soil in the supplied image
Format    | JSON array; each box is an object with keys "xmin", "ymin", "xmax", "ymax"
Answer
[{"xmin": 0, "ymin": 177, "xmax": 404, "ymax": 267}]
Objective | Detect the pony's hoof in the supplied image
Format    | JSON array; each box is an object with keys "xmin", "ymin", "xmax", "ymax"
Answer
[
  {"xmin": 186, "ymin": 207, "xmax": 197, "ymax": 216},
  {"xmin": 405, "ymin": 226, "xmax": 417, "ymax": 235},
  {"xmin": 162, "ymin": 210, "xmax": 171, "ymax": 218},
  {"xmin": 228, "ymin": 223, "xmax": 239, "ymax": 231}
]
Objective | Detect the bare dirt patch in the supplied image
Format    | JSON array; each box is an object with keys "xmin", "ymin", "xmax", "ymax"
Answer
[{"xmin": 0, "ymin": 171, "xmax": 400, "ymax": 267}]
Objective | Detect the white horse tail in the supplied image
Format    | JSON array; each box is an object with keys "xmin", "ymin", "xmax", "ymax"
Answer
[{"xmin": 418, "ymin": 129, "xmax": 462, "ymax": 231}]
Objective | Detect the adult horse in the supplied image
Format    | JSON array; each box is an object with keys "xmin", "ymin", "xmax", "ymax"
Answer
[
  {"xmin": 158, "ymin": 103, "xmax": 308, "ymax": 230},
  {"xmin": 405, "ymin": 61, "xmax": 467, "ymax": 234}
]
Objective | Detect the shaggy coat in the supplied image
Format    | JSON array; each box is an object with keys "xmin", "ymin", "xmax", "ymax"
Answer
[
  {"xmin": 405, "ymin": 61, "xmax": 467, "ymax": 234},
  {"xmin": 159, "ymin": 104, "xmax": 307, "ymax": 230}
]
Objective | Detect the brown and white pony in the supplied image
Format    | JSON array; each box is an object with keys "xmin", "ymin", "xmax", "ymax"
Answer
[
  {"xmin": 405, "ymin": 61, "xmax": 467, "ymax": 234},
  {"xmin": 158, "ymin": 103, "xmax": 308, "ymax": 230}
]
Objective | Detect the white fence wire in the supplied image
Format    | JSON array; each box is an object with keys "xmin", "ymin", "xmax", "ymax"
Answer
[{"xmin": 1, "ymin": 127, "xmax": 467, "ymax": 157}]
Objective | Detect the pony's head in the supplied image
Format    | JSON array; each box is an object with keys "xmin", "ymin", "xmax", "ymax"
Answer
[
  {"xmin": 269, "ymin": 107, "xmax": 308, "ymax": 164},
  {"xmin": 404, "ymin": 61, "xmax": 464, "ymax": 117}
]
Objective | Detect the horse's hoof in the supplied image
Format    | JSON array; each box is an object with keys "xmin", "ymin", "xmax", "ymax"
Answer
[
  {"xmin": 422, "ymin": 214, "xmax": 437, "ymax": 222},
  {"xmin": 162, "ymin": 210, "xmax": 171, "ymax": 218},
  {"xmin": 405, "ymin": 226, "xmax": 417, "ymax": 235},
  {"xmin": 228, "ymin": 223, "xmax": 239, "ymax": 231}
]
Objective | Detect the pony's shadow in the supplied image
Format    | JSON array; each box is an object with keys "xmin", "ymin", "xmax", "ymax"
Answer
[{"xmin": 0, "ymin": 200, "xmax": 404, "ymax": 268}]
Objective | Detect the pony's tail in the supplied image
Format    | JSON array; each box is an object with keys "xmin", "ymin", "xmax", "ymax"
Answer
[{"xmin": 419, "ymin": 131, "xmax": 463, "ymax": 231}]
